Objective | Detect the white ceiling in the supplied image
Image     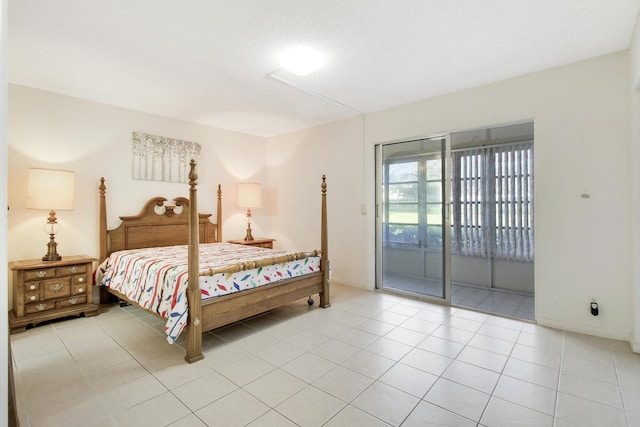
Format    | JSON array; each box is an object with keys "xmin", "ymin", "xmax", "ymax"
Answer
[{"xmin": 9, "ymin": 0, "xmax": 640, "ymax": 137}]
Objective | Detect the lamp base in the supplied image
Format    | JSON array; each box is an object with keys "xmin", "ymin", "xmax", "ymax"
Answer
[
  {"xmin": 243, "ymin": 207, "xmax": 255, "ymax": 241},
  {"xmin": 42, "ymin": 234, "xmax": 62, "ymax": 262},
  {"xmin": 244, "ymin": 225, "xmax": 254, "ymax": 241}
]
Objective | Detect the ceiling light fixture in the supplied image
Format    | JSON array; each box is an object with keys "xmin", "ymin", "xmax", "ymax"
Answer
[{"xmin": 279, "ymin": 46, "xmax": 325, "ymax": 76}]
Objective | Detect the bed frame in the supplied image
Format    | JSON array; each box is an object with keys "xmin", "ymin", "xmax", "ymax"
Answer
[{"xmin": 98, "ymin": 160, "xmax": 330, "ymax": 363}]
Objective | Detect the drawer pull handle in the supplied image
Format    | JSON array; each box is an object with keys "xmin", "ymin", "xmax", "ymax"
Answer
[
  {"xmin": 50, "ymin": 283, "xmax": 64, "ymax": 292},
  {"xmin": 77, "ymin": 277, "xmax": 84, "ymax": 283},
  {"xmin": 78, "ymin": 288, "xmax": 84, "ymax": 293},
  {"xmin": 35, "ymin": 271, "xmax": 47, "ymax": 278},
  {"xmin": 30, "ymin": 296, "xmax": 36, "ymax": 301},
  {"xmin": 29, "ymin": 284, "xmax": 37, "ymax": 290},
  {"xmin": 69, "ymin": 267, "xmax": 78, "ymax": 273},
  {"xmin": 36, "ymin": 304, "xmax": 46, "ymax": 311},
  {"xmin": 69, "ymin": 297, "xmax": 78, "ymax": 305}
]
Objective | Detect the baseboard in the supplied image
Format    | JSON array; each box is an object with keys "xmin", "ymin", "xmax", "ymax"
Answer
[
  {"xmin": 536, "ymin": 316, "xmax": 631, "ymax": 343},
  {"xmin": 329, "ymin": 278, "xmax": 373, "ymax": 290}
]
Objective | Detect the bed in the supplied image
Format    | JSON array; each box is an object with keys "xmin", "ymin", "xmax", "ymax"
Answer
[{"xmin": 96, "ymin": 160, "xmax": 330, "ymax": 363}]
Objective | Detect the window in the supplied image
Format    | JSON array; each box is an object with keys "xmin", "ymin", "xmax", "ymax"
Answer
[
  {"xmin": 451, "ymin": 142, "xmax": 534, "ymax": 262},
  {"xmin": 383, "ymin": 155, "xmax": 443, "ymax": 248},
  {"xmin": 386, "ymin": 160, "xmax": 419, "ymax": 245},
  {"xmin": 425, "ymin": 158, "xmax": 443, "ymax": 248},
  {"xmin": 381, "ymin": 137, "xmax": 533, "ymax": 261}
]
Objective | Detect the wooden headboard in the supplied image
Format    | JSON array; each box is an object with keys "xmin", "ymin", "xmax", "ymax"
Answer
[{"xmin": 99, "ymin": 178, "xmax": 222, "ymax": 261}]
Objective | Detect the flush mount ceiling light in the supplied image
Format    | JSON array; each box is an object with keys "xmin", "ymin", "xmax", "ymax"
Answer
[{"xmin": 279, "ymin": 46, "xmax": 325, "ymax": 76}]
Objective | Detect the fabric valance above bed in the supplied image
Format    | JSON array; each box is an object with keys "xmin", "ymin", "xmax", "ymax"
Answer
[{"xmin": 96, "ymin": 243, "xmax": 321, "ymax": 342}]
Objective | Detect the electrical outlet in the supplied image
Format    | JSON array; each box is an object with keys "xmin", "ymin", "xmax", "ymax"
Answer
[
  {"xmin": 590, "ymin": 299, "xmax": 599, "ymax": 316},
  {"xmin": 360, "ymin": 204, "xmax": 367, "ymax": 215}
]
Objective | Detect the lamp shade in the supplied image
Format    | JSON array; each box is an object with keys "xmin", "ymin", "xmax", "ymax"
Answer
[
  {"xmin": 25, "ymin": 168, "xmax": 75, "ymax": 210},
  {"xmin": 237, "ymin": 182, "xmax": 262, "ymax": 208}
]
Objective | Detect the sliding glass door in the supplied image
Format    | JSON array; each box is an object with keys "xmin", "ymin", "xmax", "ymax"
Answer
[
  {"xmin": 375, "ymin": 136, "xmax": 451, "ymax": 301},
  {"xmin": 375, "ymin": 123, "xmax": 534, "ymax": 320}
]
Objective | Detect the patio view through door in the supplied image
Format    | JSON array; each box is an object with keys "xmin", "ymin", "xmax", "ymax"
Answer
[
  {"xmin": 376, "ymin": 136, "xmax": 451, "ymax": 301},
  {"xmin": 376, "ymin": 123, "xmax": 535, "ymax": 321}
]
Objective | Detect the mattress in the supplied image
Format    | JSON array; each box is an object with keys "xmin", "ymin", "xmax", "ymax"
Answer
[{"xmin": 96, "ymin": 243, "xmax": 321, "ymax": 342}]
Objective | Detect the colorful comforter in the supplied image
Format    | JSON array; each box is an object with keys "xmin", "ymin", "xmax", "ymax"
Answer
[{"xmin": 95, "ymin": 243, "xmax": 321, "ymax": 342}]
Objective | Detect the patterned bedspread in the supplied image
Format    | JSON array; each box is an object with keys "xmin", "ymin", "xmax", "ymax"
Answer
[{"xmin": 96, "ymin": 243, "xmax": 321, "ymax": 342}]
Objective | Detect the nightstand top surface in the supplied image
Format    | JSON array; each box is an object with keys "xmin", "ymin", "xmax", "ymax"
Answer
[
  {"xmin": 228, "ymin": 238, "xmax": 274, "ymax": 244},
  {"xmin": 9, "ymin": 255, "xmax": 97, "ymax": 270}
]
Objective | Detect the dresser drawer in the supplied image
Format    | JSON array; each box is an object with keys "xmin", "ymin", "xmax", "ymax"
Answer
[
  {"xmin": 72, "ymin": 274, "xmax": 88, "ymax": 285},
  {"xmin": 24, "ymin": 291, "xmax": 41, "ymax": 304},
  {"xmin": 23, "ymin": 267, "xmax": 57, "ymax": 281},
  {"xmin": 23, "ymin": 282, "xmax": 40, "ymax": 292},
  {"xmin": 72, "ymin": 283, "xmax": 87, "ymax": 295},
  {"xmin": 57, "ymin": 295, "xmax": 86, "ymax": 308},
  {"xmin": 42, "ymin": 277, "xmax": 71, "ymax": 299},
  {"xmin": 25, "ymin": 301, "xmax": 54, "ymax": 314},
  {"xmin": 59, "ymin": 264, "xmax": 88, "ymax": 276}
]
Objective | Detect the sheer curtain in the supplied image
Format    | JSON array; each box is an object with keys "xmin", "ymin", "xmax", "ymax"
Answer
[{"xmin": 451, "ymin": 142, "xmax": 534, "ymax": 262}]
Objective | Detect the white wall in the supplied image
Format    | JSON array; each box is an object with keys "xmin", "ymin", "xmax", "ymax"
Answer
[
  {"xmin": 7, "ymin": 85, "xmax": 268, "ymax": 305},
  {"xmin": 630, "ymin": 15, "xmax": 640, "ymax": 352},
  {"xmin": 632, "ymin": 88, "xmax": 640, "ymax": 352},
  {"xmin": 1, "ymin": 0, "xmax": 9, "ymax": 424},
  {"xmin": 265, "ymin": 117, "xmax": 372, "ymax": 287},
  {"xmin": 268, "ymin": 51, "xmax": 634, "ymax": 343}
]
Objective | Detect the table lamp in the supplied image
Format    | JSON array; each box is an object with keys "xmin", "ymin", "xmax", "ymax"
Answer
[
  {"xmin": 25, "ymin": 168, "xmax": 75, "ymax": 261},
  {"xmin": 236, "ymin": 182, "xmax": 262, "ymax": 241}
]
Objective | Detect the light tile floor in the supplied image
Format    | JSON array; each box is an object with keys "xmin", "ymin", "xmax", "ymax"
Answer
[{"xmin": 11, "ymin": 284, "xmax": 640, "ymax": 426}]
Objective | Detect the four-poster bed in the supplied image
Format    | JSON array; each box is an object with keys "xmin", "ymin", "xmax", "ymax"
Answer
[{"xmin": 96, "ymin": 160, "xmax": 330, "ymax": 363}]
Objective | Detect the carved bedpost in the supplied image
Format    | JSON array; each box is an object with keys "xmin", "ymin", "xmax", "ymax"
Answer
[
  {"xmin": 216, "ymin": 184, "xmax": 223, "ymax": 242},
  {"xmin": 98, "ymin": 178, "xmax": 118, "ymax": 303},
  {"xmin": 185, "ymin": 160, "xmax": 204, "ymax": 363},
  {"xmin": 320, "ymin": 175, "xmax": 331, "ymax": 308},
  {"xmin": 99, "ymin": 178, "xmax": 107, "ymax": 262}
]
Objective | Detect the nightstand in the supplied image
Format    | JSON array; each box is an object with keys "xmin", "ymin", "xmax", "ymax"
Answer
[
  {"xmin": 228, "ymin": 238, "xmax": 275, "ymax": 249},
  {"xmin": 9, "ymin": 255, "xmax": 98, "ymax": 333}
]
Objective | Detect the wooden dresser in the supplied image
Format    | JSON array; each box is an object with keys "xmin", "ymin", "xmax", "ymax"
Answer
[
  {"xmin": 9, "ymin": 255, "xmax": 98, "ymax": 333},
  {"xmin": 228, "ymin": 238, "xmax": 275, "ymax": 249}
]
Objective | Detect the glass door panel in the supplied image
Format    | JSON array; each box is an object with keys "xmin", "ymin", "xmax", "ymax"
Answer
[{"xmin": 376, "ymin": 137, "xmax": 450, "ymax": 301}]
